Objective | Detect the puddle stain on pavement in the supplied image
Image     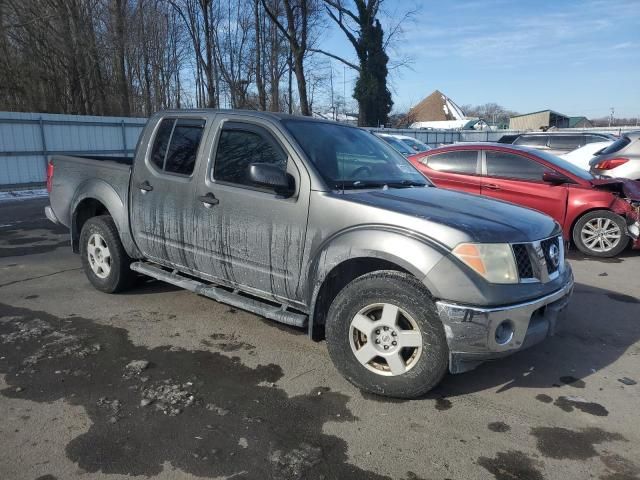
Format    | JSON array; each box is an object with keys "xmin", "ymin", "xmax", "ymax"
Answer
[
  {"xmin": 530, "ymin": 427, "xmax": 625, "ymax": 461},
  {"xmin": 477, "ymin": 450, "xmax": 544, "ymax": 480},
  {"xmin": 0, "ymin": 303, "xmax": 419, "ymax": 479}
]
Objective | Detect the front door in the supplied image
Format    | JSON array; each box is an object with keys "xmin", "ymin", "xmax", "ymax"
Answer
[
  {"xmin": 130, "ymin": 116, "xmax": 207, "ymax": 269},
  {"xmin": 191, "ymin": 118, "xmax": 310, "ymax": 303},
  {"xmin": 481, "ymin": 149, "xmax": 568, "ymax": 226}
]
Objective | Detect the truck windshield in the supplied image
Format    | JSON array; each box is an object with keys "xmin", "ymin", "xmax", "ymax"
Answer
[{"xmin": 283, "ymin": 120, "xmax": 429, "ymax": 189}]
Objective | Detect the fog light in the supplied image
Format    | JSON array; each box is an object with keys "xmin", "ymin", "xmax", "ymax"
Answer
[
  {"xmin": 628, "ymin": 222, "xmax": 640, "ymax": 240},
  {"xmin": 495, "ymin": 320, "xmax": 515, "ymax": 345}
]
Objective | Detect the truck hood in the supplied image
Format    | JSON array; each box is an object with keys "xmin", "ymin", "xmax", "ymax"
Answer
[
  {"xmin": 591, "ymin": 178, "xmax": 640, "ymax": 201},
  {"xmin": 341, "ymin": 186, "xmax": 559, "ymax": 245}
]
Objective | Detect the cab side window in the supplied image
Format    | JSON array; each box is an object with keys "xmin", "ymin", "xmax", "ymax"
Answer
[
  {"xmin": 213, "ymin": 124, "xmax": 287, "ymax": 190},
  {"xmin": 486, "ymin": 151, "xmax": 551, "ymax": 181},
  {"xmin": 424, "ymin": 151, "xmax": 479, "ymax": 174},
  {"xmin": 149, "ymin": 118, "xmax": 205, "ymax": 176}
]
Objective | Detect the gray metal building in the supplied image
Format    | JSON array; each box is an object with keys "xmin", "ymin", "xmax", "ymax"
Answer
[{"xmin": 509, "ymin": 110, "xmax": 571, "ymax": 130}]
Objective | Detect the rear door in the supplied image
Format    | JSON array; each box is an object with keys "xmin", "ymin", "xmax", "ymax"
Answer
[
  {"xmin": 191, "ymin": 117, "xmax": 310, "ymax": 303},
  {"xmin": 417, "ymin": 150, "xmax": 481, "ymax": 193},
  {"xmin": 481, "ymin": 149, "xmax": 568, "ymax": 225},
  {"xmin": 130, "ymin": 116, "xmax": 208, "ymax": 268}
]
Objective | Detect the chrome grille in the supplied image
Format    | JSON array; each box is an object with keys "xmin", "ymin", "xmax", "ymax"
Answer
[
  {"xmin": 511, "ymin": 235, "xmax": 563, "ymax": 283},
  {"xmin": 512, "ymin": 244, "xmax": 534, "ymax": 279}
]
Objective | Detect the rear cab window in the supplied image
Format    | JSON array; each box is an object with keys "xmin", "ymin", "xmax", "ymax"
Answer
[
  {"xmin": 149, "ymin": 117, "xmax": 206, "ymax": 176},
  {"xmin": 425, "ymin": 150, "xmax": 479, "ymax": 174},
  {"xmin": 485, "ymin": 150, "xmax": 552, "ymax": 182}
]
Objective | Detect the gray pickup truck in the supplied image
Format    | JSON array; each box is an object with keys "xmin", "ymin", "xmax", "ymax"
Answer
[{"xmin": 46, "ymin": 110, "xmax": 574, "ymax": 398}]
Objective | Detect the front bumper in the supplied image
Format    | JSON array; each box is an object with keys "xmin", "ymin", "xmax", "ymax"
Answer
[{"xmin": 436, "ymin": 273, "xmax": 574, "ymax": 374}]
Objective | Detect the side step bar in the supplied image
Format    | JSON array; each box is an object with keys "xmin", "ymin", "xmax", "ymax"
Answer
[{"xmin": 130, "ymin": 262, "xmax": 307, "ymax": 328}]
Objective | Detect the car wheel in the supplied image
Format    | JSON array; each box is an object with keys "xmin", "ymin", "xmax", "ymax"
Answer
[
  {"xmin": 325, "ymin": 270, "xmax": 449, "ymax": 399},
  {"xmin": 572, "ymin": 210, "xmax": 629, "ymax": 258},
  {"xmin": 80, "ymin": 215, "xmax": 135, "ymax": 293}
]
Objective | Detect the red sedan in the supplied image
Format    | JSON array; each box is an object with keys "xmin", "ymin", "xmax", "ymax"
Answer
[{"xmin": 408, "ymin": 143, "xmax": 640, "ymax": 257}]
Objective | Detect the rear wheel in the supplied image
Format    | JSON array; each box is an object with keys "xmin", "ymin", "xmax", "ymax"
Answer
[
  {"xmin": 572, "ymin": 210, "xmax": 629, "ymax": 257},
  {"xmin": 80, "ymin": 215, "xmax": 135, "ymax": 293},
  {"xmin": 325, "ymin": 270, "xmax": 449, "ymax": 399}
]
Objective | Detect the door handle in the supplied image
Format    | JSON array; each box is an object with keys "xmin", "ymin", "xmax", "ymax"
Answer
[
  {"xmin": 485, "ymin": 184, "xmax": 501, "ymax": 191},
  {"xmin": 137, "ymin": 180, "xmax": 154, "ymax": 193},
  {"xmin": 198, "ymin": 192, "xmax": 219, "ymax": 208}
]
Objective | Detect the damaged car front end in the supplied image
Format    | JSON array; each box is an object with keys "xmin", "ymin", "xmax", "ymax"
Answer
[{"xmin": 592, "ymin": 178, "xmax": 640, "ymax": 244}]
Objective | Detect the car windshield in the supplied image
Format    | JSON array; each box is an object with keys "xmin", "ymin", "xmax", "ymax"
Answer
[
  {"xmin": 401, "ymin": 137, "xmax": 430, "ymax": 152},
  {"xmin": 283, "ymin": 120, "xmax": 429, "ymax": 189},
  {"xmin": 533, "ymin": 149, "xmax": 595, "ymax": 180}
]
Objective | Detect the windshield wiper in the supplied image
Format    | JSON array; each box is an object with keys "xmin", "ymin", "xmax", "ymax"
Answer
[
  {"xmin": 339, "ymin": 181, "xmax": 388, "ymax": 189},
  {"xmin": 338, "ymin": 180, "xmax": 429, "ymax": 190},
  {"xmin": 385, "ymin": 180, "xmax": 428, "ymax": 188}
]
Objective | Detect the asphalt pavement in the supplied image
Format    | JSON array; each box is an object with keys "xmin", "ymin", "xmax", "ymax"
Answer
[{"xmin": 1, "ymin": 198, "xmax": 639, "ymax": 480}]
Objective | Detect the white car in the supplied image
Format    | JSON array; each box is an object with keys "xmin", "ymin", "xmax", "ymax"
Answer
[
  {"xmin": 561, "ymin": 141, "xmax": 613, "ymax": 171},
  {"xmin": 391, "ymin": 134, "xmax": 432, "ymax": 153},
  {"xmin": 376, "ymin": 133, "xmax": 415, "ymax": 156}
]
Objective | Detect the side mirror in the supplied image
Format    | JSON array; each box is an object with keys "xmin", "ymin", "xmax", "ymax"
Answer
[
  {"xmin": 248, "ymin": 163, "xmax": 294, "ymax": 196},
  {"xmin": 542, "ymin": 171, "xmax": 571, "ymax": 185}
]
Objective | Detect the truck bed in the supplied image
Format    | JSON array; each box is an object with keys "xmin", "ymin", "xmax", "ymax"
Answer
[{"xmin": 48, "ymin": 154, "xmax": 132, "ymax": 230}]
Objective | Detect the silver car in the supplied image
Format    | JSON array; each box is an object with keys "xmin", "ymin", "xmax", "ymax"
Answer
[{"xmin": 590, "ymin": 131, "xmax": 640, "ymax": 180}]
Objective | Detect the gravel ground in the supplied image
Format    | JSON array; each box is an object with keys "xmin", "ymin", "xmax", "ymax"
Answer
[{"xmin": 1, "ymin": 198, "xmax": 639, "ymax": 480}]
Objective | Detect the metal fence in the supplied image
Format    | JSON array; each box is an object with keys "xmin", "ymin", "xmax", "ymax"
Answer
[
  {"xmin": 1, "ymin": 110, "xmax": 638, "ymax": 189},
  {"xmin": 369, "ymin": 126, "xmax": 639, "ymax": 147},
  {"xmin": 0, "ymin": 111, "xmax": 146, "ymax": 189}
]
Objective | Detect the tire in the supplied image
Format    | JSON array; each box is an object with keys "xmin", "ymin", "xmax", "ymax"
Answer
[
  {"xmin": 79, "ymin": 215, "xmax": 135, "ymax": 293},
  {"xmin": 572, "ymin": 210, "xmax": 629, "ymax": 258},
  {"xmin": 325, "ymin": 270, "xmax": 449, "ymax": 399}
]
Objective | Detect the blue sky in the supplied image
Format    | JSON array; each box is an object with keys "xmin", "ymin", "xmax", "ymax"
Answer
[{"xmin": 320, "ymin": 0, "xmax": 640, "ymax": 119}]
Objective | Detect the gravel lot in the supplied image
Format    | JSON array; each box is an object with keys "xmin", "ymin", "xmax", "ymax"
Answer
[{"xmin": 1, "ymin": 198, "xmax": 639, "ymax": 480}]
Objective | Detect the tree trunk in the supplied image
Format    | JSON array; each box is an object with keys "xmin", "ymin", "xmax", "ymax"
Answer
[
  {"xmin": 254, "ymin": 0, "xmax": 266, "ymax": 110},
  {"xmin": 293, "ymin": 50, "xmax": 309, "ymax": 115},
  {"xmin": 113, "ymin": 0, "xmax": 130, "ymax": 116}
]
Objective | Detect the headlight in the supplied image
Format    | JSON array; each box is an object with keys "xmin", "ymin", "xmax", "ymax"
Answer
[{"xmin": 452, "ymin": 243, "xmax": 518, "ymax": 284}]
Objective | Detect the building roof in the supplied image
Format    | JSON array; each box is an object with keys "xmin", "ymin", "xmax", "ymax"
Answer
[
  {"xmin": 410, "ymin": 119, "xmax": 477, "ymax": 130},
  {"xmin": 568, "ymin": 116, "xmax": 591, "ymax": 127},
  {"xmin": 407, "ymin": 90, "xmax": 466, "ymax": 122},
  {"xmin": 509, "ymin": 109, "xmax": 568, "ymax": 119}
]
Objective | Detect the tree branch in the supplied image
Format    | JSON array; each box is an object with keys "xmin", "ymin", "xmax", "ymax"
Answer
[
  {"xmin": 308, "ymin": 48, "xmax": 360, "ymax": 71},
  {"xmin": 260, "ymin": 0, "xmax": 293, "ymax": 44},
  {"xmin": 324, "ymin": 5, "xmax": 359, "ymax": 52}
]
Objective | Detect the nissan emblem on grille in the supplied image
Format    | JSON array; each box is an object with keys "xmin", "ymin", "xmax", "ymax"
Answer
[{"xmin": 548, "ymin": 243, "xmax": 560, "ymax": 268}]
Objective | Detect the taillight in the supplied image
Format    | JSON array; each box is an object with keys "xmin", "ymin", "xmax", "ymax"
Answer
[
  {"xmin": 46, "ymin": 161, "xmax": 54, "ymax": 192},
  {"xmin": 594, "ymin": 157, "xmax": 629, "ymax": 170}
]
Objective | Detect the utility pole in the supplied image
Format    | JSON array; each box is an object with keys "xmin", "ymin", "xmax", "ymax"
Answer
[
  {"xmin": 609, "ymin": 107, "xmax": 614, "ymax": 127},
  {"xmin": 343, "ymin": 65, "xmax": 346, "ymax": 116},
  {"xmin": 330, "ymin": 63, "xmax": 335, "ymax": 121}
]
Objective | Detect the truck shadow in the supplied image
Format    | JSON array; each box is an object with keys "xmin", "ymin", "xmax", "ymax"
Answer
[{"xmin": 433, "ymin": 282, "xmax": 640, "ymax": 397}]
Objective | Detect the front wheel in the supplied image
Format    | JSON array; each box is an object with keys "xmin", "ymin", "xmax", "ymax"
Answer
[
  {"xmin": 325, "ymin": 271, "xmax": 449, "ymax": 399},
  {"xmin": 79, "ymin": 215, "xmax": 135, "ymax": 293},
  {"xmin": 572, "ymin": 210, "xmax": 629, "ymax": 257}
]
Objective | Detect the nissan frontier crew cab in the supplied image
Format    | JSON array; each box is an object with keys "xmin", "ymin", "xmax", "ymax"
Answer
[{"xmin": 45, "ymin": 110, "xmax": 574, "ymax": 398}]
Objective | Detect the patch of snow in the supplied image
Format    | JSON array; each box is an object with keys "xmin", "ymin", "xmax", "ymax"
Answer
[{"xmin": 0, "ymin": 189, "xmax": 48, "ymax": 202}]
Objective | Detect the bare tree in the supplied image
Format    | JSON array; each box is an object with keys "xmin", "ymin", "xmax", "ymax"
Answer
[{"xmin": 261, "ymin": 0, "xmax": 320, "ymax": 115}]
